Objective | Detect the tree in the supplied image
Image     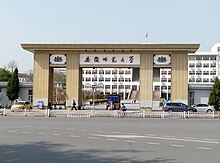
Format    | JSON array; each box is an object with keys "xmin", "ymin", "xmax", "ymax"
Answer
[
  {"xmin": 208, "ymin": 77, "xmax": 220, "ymax": 111},
  {"xmin": 0, "ymin": 68, "xmax": 12, "ymax": 81},
  {"xmin": 6, "ymin": 68, "xmax": 20, "ymax": 101},
  {"xmin": 7, "ymin": 60, "xmax": 18, "ymax": 72}
]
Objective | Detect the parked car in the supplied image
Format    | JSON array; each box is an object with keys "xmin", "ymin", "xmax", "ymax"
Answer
[
  {"xmin": 11, "ymin": 101, "xmax": 32, "ymax": 112},
  {"xmin": 163, "ymin": 102, "xmax": 196, "ymax": 112},
  {"xmin": 191, "ymin": 103, "xmax": 214, "ymax": 113}
]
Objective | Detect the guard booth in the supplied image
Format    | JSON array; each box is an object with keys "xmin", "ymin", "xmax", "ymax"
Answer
[{"xmin": 107, "ymin": 94, "xmax": 121, "ymax": 110}]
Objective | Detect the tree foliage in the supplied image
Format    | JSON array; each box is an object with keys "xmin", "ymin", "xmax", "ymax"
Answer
[
  {"xmin": 208, "ymin": 77, "xmax": 220, "ymax": 110},
  {"xmin": 6, "ymin": 68, "xmax": 20, "ymax": 101},
  {"xmin": 7, "ymin": 60, "xmax": 18, "ymax": 72},
  {"xmin": 0, "ymin": 68, "xmax": 12, "ymax": 81}
]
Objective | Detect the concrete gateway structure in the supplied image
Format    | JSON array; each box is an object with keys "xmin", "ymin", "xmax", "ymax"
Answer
[{"xmin": 21, "ymin": 43, "xmax": 199, "ymax": 109}]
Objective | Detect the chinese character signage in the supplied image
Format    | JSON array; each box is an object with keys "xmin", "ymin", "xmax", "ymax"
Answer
[
  {"xmin": 153, "ymin": 55, "xmax": 171, "ymax": 65},
  {"xmin": 80, "ymin": 54, "xmax": 140, "ymax": 65},
  {"xmin": 50, "ymin": 54, "xmax": 67, "ymax": 65}
]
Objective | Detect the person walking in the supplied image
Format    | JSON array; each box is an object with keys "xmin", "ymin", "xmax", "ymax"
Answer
[{"xmin": 72, "ymin": 100, "xmax": 77, "ymax": 111}]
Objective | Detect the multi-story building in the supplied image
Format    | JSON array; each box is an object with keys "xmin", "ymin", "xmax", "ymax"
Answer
[
  {"xmin": 188, "ymin": 43, "xmax": 220, "ymax": 105},
  {"xmin": 82, "ymin": 68, "xmax": 139, "ymax": 99}
]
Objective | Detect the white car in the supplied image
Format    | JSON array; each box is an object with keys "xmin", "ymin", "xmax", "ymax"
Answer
[{"xmin": 191, "ymin": 103, "xmax": 214, "ymax": 113}]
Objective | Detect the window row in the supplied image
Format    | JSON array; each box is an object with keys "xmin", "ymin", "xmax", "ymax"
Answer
[
  {"xmin": 189, "ymin": 71, "xmax": 216, "ymax": 75},
  {"xmin": 83, "ymin": 70, "xmax": 131, "ymax": 75},
  {"xmin": 83, "ymin": 85, "xmax": 131, "ymax": 89},
  {"xmin": 83, "ymin": 77, "xmax": 132, "ymax": 82},
  {"xmin": 189, "ymin": 78, "xmax": 215, "ymax": 82},
  {"xmin": 189, "ymin": 63, "xmax": 216, "ymax": 67},
  {"xmin": 189, "ymin": 55, "xmax": 217, "ymax": 61}
]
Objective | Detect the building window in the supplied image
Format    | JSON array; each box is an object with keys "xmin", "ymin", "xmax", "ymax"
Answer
[
  {"xmin": 161, "ymin": 78, "xmax": 167, "ymax": 82},
  {"xmin": 112, "ymin": 78, "xmax": 117, "ymax": 82},
  {"xmin": 85, "ymin": 77, "xmax": 91, "ymax": 81},
  {"xmin": 105, "ymin": 78, "xmax": 111, "ymax": 82},
  {"xmin": 112, "ymin": 70, "xmax": 117, "ymax": 74},
  {"xmin": 154, "ymin": 86, "xmax": 160, "ymax": 91},
  {"xmin": 125, "ymin": 78, "xmax": 131, "ymax": 82},
  {"xmin": 119, "ymin": 70, "xmax": 124, "ymax": 74},
  {"xmin": 92, "ymin": 70, "xmax": 97, "ymax": 74},
  {"xmin": 210, "ymin": 63, "xmax": 216, "ymax": 67},
  {"xmin": 196, "ymin": 63, "xmax": 202, "ymax": 67},
  {"xmin": 105, "ymin": 85, "xmax": 110, "ymax": 89},
  {"xmin": 125, "ymin": 70, "xmax": 131, "ymax": 75},
  {"xmin": 203, "ymin": 78, "xmax": 209, "ymax": 83},
  {"xmin": 196, "ymin": 78, "xmax": 202, "ymax": 82},
  {"xmin": 118, "ymin": 78, "xmax": 124, "ymax": 82},
  {"xmin": 112, "ymin": 85, "xmax": 117, "ymax": 89},
  {"xmin": 92, "ymin": 77, "xmax": 97, "ymax": 82},
  {"xmin": 86, "ymin": 70, "xmax": 91, "ymax": 74},
  {"xmin": 99, "ymin": 77, "xmax": 104, "ymax": 82},
  {"xmin": 203, "ymin": 71, "xmax": 209, "ymax": 75},
  {"xmin": 189, "ymin": 78, "xmax": 195, "ymax": 82},
  {"xmin": 125, "ymin": 85, "xmax": 130, "ymax": 89},
  {"xmin": 189, "ymin": 63, "xmax": 195, "ymax": 67},
  {"xmin": 196, "ymin": 55, "xmax": 202, "ymax": 60},
  {"xmin": 210, "ymin": 56, "xmax": 216, "ymax": 60},
  {"xmin": 196, "ymin": 71, "xmax": 202, "ymax": 75},
  {"xmin": 203, "ymin": 63, "xmax": 209, "ymax": 67},
  {"xmin": 99, "ymin": 70, "xmax": 104, "ymax": 74},
  {"xmin": 203, "ymin": 56, "xmax": 209, "ymax": 60},
  {"xmin": 189, "ymin": 56, "xmax": 196, "ymax": 60},
  {"xmin": 105, "ymin": 70, "xmax": 111, "ymax": 74},
  {"xmin": 161, "ymin": 71, "xmax": 167, "ymax": 75},
  {"xmin": 119, "ymin": 85, "xmax": 124, "ymax": 89},
  {"xmin": 189, "ymin": 71, "xmax": 195, "ymax": 75}
]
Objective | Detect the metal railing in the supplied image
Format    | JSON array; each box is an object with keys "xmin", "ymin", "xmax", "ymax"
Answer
[{"xmin": 1, "ymin": 108, "xmax": 220, "ymax": 119}]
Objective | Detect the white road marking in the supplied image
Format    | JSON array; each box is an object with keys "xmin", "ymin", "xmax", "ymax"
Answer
[
  {"xmin": 106, "ymin": 138, "xmax": 118, "ymax": 141},
  {"xmin": 53, "ymin": 134, "xmax": 61, "ymax": 136},
  {"xmin": 8, "ymin": 130, "xmax": 16, "ymax": 133},
  {"xmin": 92, "ymin": 134, "xmax": 219, "ymax": 144},
  {"xmin": 119, "ymin": 161, "xmax": 130, "ymax": 163},
  {"xmin": 128, "ymin": 133, "xmax": 137, "ymax": 135},
  {"xmin": 87, "ymin": 137, "xmax": 98, "ymax": 139},
  {"xmin": 0, "ymin": 126, "xmax": 32, "ymax": 129},
  {"xmin": 204, "ymin": 139, "xmax": 217, "ymax": 141},
  {"xmin": 92, "ymin": 134, "xmax": 145, "ymax": 139},
  {"xmin": 69, "ymin": 135, "xmax": 80, "ymax": 138},
  {"xmin": 95, "ymin": 130, "xmax": 105, "ymax": 133},
  {"xmin": 37, "ymin": 132, "xmax": 46, "ymax": 135},
  {"xmin": 21, "ymin": 131, "xmax": 31, "ymax": 134},
  {"xmin": 148, "ymin": 142, "xmax": 159, "ymax": 145},
  {"xmin": 171, "ymin": 144, "xmax": 184, "ymax": 148},
  {"xmin": 111, "ymin": 131, "xmax": 121, "ymax": 134},
  {"xmin": 183, "ymin": 137, "xmax": 196, "ymax": 139},
  {"xmin": 125, "ymin": 140, "xmax": 137, "ymax": 143},
  {"xmin": 196, "ymin": 147, "xmax": 212, "ymax": 150},
  {"xmin": 145, "ymin": 134, "xmax": 156, "ymax": 136},
  {"xmin": 163, "ymin": 135, "xmax": 175, "ymax": 138}
]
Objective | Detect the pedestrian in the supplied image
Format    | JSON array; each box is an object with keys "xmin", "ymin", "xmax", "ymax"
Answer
[
  {"xmin": 106, "ymin": 101, "xmax": 110, "ymax": 110},
  {"xmin": 48, "ymin": 101, "xmax": 52, "ymax": 110},
  {"xmin": 72, "ymin": 100, "xmax": 77, "ymax": 111},
  {"xmin": 121, "ymin": 103, "xmax": 127, "ymax": 111}
]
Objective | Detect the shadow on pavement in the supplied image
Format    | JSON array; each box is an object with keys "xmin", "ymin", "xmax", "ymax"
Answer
[{"xmin": 0, "ymin": 141, "xmax": 177, "ymax": 163}]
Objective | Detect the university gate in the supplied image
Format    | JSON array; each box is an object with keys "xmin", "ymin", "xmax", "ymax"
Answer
[{"xmin": 21, "ymin": 43, "xmax": 199, "ymax": 109}]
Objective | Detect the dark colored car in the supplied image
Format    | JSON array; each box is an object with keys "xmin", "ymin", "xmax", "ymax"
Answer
[{"xmin": 163, "ymin": 102, "xmax": 196, "ymax": 112}]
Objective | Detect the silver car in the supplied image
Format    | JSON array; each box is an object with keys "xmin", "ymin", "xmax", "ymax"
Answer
[{"xmin": 191, "ymin": 103, "xmax": 214, "ymax": 113}]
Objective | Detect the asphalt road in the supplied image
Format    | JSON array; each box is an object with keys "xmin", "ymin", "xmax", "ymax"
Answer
[{"xmin": 0, "ymin": 116, "xmax": 220, "ymax": 163}]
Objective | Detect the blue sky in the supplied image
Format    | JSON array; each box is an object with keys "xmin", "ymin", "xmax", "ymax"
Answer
[{"xmin": 0, "ymin": 0, "xmax": 219, "ymax": 72}]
